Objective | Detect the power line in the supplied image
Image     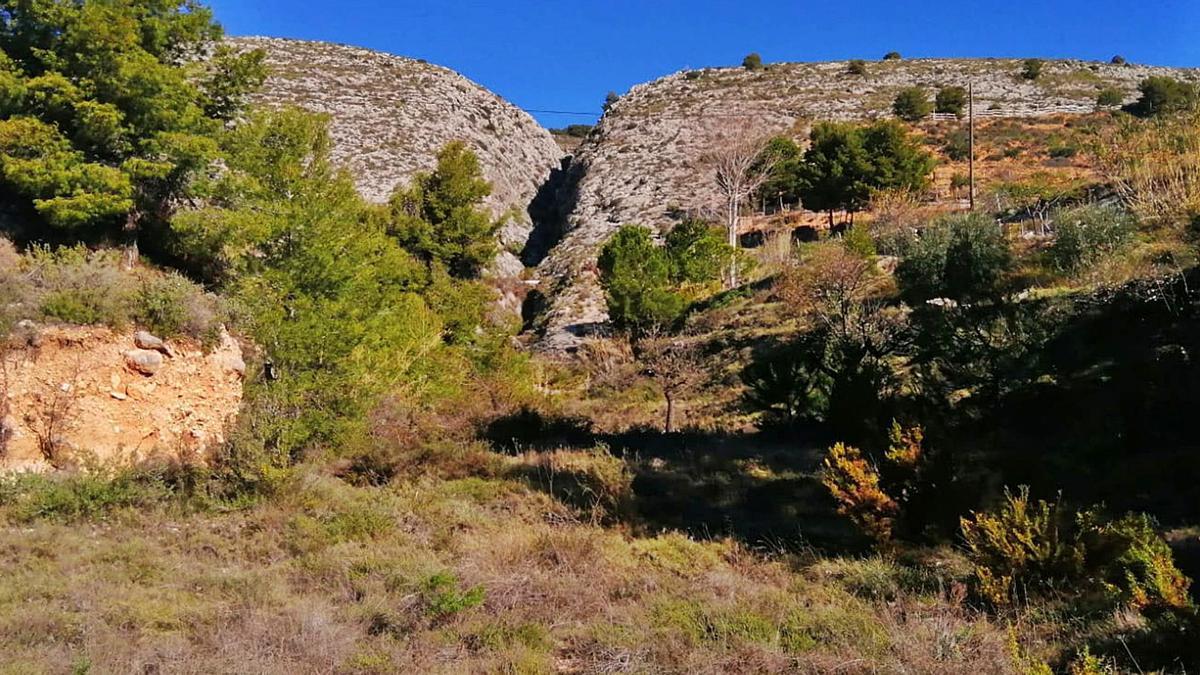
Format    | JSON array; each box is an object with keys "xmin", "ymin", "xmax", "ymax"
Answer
[
  {"xmin": 522, "ymin": 107, "xmax": 792, "ymax": 120},
  {"xmin": 523, "ymin": 108, "xmax": 601, "ymax": 117}
]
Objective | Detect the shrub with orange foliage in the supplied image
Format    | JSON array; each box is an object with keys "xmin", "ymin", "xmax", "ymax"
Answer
[
  {"xmin": 821, "ymin": 423, "xmax": 928, "ymax": 548},
  {"xmin": 822, "ymin": 442, "xmax": 899, "ymax": 546}
]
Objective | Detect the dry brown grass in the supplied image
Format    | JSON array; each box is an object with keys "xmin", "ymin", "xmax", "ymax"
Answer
[
  {"xmin": 0, "ymin": 463, "xmax": 1033, "ymax": 674},
  {"xmin": 1096, "ymin": 112, "xmax": 1200, "ymax": 227}
]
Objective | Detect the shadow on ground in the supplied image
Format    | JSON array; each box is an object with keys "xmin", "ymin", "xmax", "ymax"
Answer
[{"xmin": 486, "ymin": 412, "xmax": 861, "ymax": 552}]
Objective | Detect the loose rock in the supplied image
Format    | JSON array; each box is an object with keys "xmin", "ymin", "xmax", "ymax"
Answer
[
  {"xmin": 125, "ymin": 349, "xmax": 164, "ymax": 376},
  {"xmin": 134, "ymin": 331, "xmax": 172, "ymax": 357}
]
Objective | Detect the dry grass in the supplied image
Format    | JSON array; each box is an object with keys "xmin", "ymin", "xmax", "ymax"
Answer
[{"xmin": 0, "ymin": 462, "xmax": 1032, "ymax": 674}]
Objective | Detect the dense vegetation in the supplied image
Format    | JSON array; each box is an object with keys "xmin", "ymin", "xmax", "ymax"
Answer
[{"xmin": 2, "ymin": 2, "xmax": 1200, "ymax": 672}]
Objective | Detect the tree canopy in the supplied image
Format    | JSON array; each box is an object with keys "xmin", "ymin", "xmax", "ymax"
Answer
[
  {"xmin": 598, "ymin": 225, "xmax": 685, "ymax": 335},
  {"xmin": 384, "ymin": 140, "xmax": 501, "ymax": 279},
  {"xmin": 792, "ymin": 120, "xmax": 935, "ymax": 220},
  {"xmin": 935, "ymin": 86, "xmax": 968, "ymax": 117},
  {"xmin": 0, "ymin": 0, "xmax": 265, "ymax": 255},
  {"xmin": 892, "ymin": 87, "xmax": 932, "ymax": 122}
]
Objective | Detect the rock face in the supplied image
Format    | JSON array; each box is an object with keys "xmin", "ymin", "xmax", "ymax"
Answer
[
  {"xmin": 533, "ymin": 58, "xmax": 1200, "ymax": 352},
  {"xmin": 230, "ymin": 37, "xmax": 565, "ymax": 274},
  {"xmin": 0, "ymin": 326, "xmax": 245, "ymax": 473}
]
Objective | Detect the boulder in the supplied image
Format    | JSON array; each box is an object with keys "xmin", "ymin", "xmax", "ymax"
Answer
[
  {"xmin": 218, "ymin": 352, "xmax": 246, "ymax": 379},
  {"xmin": 134, "ymin": 331, "xmax": 172, "ymax": 356},
  {"xmin": 125, "ymin": 349, "xmax": 164, "ymax": 376}
]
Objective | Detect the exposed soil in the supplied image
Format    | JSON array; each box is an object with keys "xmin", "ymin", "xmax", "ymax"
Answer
[{"xmin": 0, "ymin": 326, "xmax": 245, "ymax": 472}]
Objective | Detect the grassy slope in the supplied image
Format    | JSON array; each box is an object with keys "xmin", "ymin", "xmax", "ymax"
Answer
[{"xmin": 0, "ymin": 463, "xmax": 1025, "ymax": 674}]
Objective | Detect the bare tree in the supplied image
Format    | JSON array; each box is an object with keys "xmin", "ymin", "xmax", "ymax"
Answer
[
  {"xmin": 24, "ymin": 359, "xmax": 83, "ymax": 469},
  {"xmin": 704, "ymin": 126, "xmax": 778, "ymax": 288},
  {"xmin": 636, "ymin": 330, "xmax": 707, "ymax": 433},
  {"xmin": 778, "ymin": 244, "xmax": 907, "ymax": 360},
  {"xmin": 0, "ymin": 346, "xmax": 11, "ymax": 459}
]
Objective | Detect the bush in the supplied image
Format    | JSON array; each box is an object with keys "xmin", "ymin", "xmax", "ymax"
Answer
[
  {"xmin": 1021, "ymin": 58, "xmax": 1044, "ymax": 81},
  {"xmin": 1095, "ymin": 87, "xmax": 1124, "ymax": 109},
  {"xmin": 664, "ymin": 219, "xmax": 737, "ymax": 286},
  {"xmin": 961, "ymin": 487, "xmax": 1193, "ymax": 613},
  {"xmin": 1048, "ymin": 142, "xmax": 1078, "ymax": 159},
  {"xmin": 420, "ymin": 572, "xmax": 485, "ymax": 621},
  {"xmin": 896, "ymin": 213, "xmax": 1013, "ymax": 304},
  {"xmin": 385, "ymin": 141, "xmax": 500, "ymax": 279},
  {"xmin": 26, "ymin": 246, "xmax": 132, "ymax": 327},
  {"xmin": 935, "ymin": 86, "xmax": 968, "ymax": 117},
  {"xmin": 842, "ymin": 224, "xmax": 876, "ymax": 259},
  {"xmin": 1128, "ymin": 76, "xmax": 1197, "ymax": 117},
  {"xmin": 942, "ymin": 130, "xmax": 970, "ymax": 161},
  {"xmin": 742, "ymin": 53, "xmax": 764, "ymax": 71},
  {"xmin": 134, "ymin": 273, "xmax": 225, "ymax": 342},
  {"xmin": 552, "ymin": 124, "xmax": 593, "ymax": 138},
  {"xmin": 1047, "ymin": 205, "xmax": 1136, "ymax": 273},
  {"xmin": 820, "ymin": 424, "xmax": 926, "ymax": 547},
  {"xmin": 882, "ymin": 52, "xmax": 902, "ymax": 61},
  {"xmin": 741, "ymin": 337, "xmax": 831, "ymax": 428},
  {"xmin": 0, "ymin": 470, "xmax": 173, "ymax": 522},
  {"xmin": 822, "ymin": 443, "xmax": 899, "ymax": 546},
  {"xmin": 847, "ymin": 60, "xmax": 868, "ymax": 76},
  {"xmin": 1110, "ymin": 55, "xmax": 1126, "ymax": 65},
  {"xmin": 892, "ymin": 87, "xmax": 932, "ymax": 122}
]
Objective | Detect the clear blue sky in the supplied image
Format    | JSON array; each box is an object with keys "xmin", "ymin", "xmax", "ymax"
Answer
[{"xmin": 208, "ymin": 0, "xmax": 1200, "ymax": 128}]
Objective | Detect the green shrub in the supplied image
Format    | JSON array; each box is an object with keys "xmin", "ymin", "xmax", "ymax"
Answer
[
  {"xmin": 942, "ymin": 130, "xmax": 970, "ymax": 161},
  {"xmin": 664, "ymin": 219, "xmax": 736, "ymax": 286},
  {"xmin": 1048, "ymin": 143, "xmax": 1078, "ymax": 159},
  {"xmin": 1110, "ymin": 55, "xmax": 1126, "ymax": 65},
  {"xmin": 0, "ymin": 240, "xmax": 30, "ymax": 334},
  {"xmin": 421, "ymin": 572, "xmax": 485, "ymax": 620},
  {"xmin": 961, "ymin": 487, "xmax": 1192, "ymax": 612},
  {"xmin": 598, "ymin": 225, "xmax": 686, "ymax": 334},
  {"xmin": 742, "ymin": 53, "xmax": 764, "ymax": 71},
  {"xmin": 134, "ymin": 273, "xmax": 224, "ymax": 343},
  {"xmin": 1021, "ymin": 58, "xmax": 1044, "ymax": 81},
  {"xmin": 552, "ymin": 124, "xmax": 593, "ymax": 138},
  {"xmin": 0, "ymin": 471, "xmax": 172, "ymax": 522},
  {"xmin": 27, "ymin": 246, "xmax": 132, "ymax": 327},
  {"xmin": 384, "ymin": 141, "xmax": 500, "ymax": 279},
  {"xmin": 935, "ymin": 86, "xmax": 968, "ymax": 117},
  {"xmin": 882, "ymin": 51, "xmax": 902, "ymax": 61},
  {"xmin": 842, "ymin": 224, "xmax": 876, "ymax": 259},
  {"xmin": 1047, "ymin": 205, "xmax": 1136, "ymax": 273},
  {"xmin": 892, "ymin": 87, "xmax": 932, "ymax": 122},
  {"xmin": 896, "ymin": 212, "xmax": 1013, "ymax": 304},
  {"xmin": 1095, "ymin": 87, "xmax": 1124, "ymax": 109},
  {"xmin": 741, "ymin": 335, "xmax": 831, "ymax": 428},
  {"xmin": 847, "ymin": 59, "xmax": 868, "ymax": 76},
  {"xmin": 1128, "ymin": 76, "xmax": 1198, "ymax": 117}
]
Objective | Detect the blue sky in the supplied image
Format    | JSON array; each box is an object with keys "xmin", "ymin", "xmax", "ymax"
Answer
[{"xmin": 208, "ymin": 0, "xmax": 1200, "ymax": 127}]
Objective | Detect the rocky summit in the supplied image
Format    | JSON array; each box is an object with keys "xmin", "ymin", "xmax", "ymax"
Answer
[{"xmin": 229, "ymin": 37, "xmax": 565, "ymax": 277}]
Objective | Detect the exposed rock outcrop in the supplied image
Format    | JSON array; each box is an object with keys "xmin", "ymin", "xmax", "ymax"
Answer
[
  {"xmin": 0, "ymin": 326, "xmax": 245, "ymax": 472},
  {"xmin": 533, "ymin": 58, "xmax": 1200, "ymax": 351}
]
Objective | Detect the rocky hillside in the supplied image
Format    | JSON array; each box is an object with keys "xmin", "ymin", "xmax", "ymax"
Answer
[
  {"xmin": 230, "ymin": 37, "xmax": 565, "ymax": 276},
  {"xmin": 533, "ymin": 58, "xmax": 1200, "ymax": 352}
]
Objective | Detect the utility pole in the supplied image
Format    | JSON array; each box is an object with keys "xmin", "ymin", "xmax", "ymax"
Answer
[{"xmin": 968, "ymin": 81, "xmax": 976, "ymax": 211}]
